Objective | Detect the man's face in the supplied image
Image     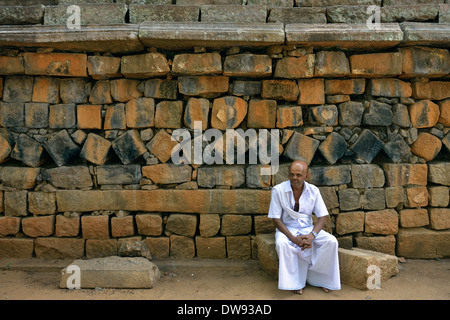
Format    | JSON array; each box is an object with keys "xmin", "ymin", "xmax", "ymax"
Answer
[{"xmin": 289, "ymin": 163, "xmax": 308, "ymax": 189}]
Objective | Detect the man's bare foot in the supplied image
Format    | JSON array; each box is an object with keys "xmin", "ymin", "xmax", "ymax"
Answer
[
  {"xmin": 322, "ymin": 287, "xmax": 332, "ymax": 293},
  {"xmin": 293, "ymin": 289, "xmax": 303, "ymax": 295}
]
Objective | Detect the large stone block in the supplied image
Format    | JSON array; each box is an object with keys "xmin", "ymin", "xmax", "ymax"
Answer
[
  {"xmin": 397, "ymin": 227, "xmax": 450, "ymax": 259},
  {"xmin": 283, "ymin": 132, "xmax": 319, "ymax": 165},
  {"xmin": 197, "ymin": 165, "xmax": 245, "ymax": 188},
  {"xmin": 96, "ymin": 165, "xmax": 142, "ymax": 185},
  {"xmin": 166, "ymin": 214, "xmax": 197, "ymax": 237},
  {"xmin": 338, "ymin": 248, "xmax": 398, "ymax": 290},
  {"xmin": 200, "ymin": 4, "xmax": 267, "ymax": 23},
  {"xmin": 104, "ymin": 104, "xmax": 126, "ymax": 130},
  {"xmin": 297, "ymin": 78, "xmax": 324, "ymax": 105},
  {"xmin": 318, "ymin": 132, "xmax": 347, "ymax": 164},
  {"xmin": 338, "ymin": 188, "xmax": 361, "ymax": 211},
  {"xmin": 383, "ymin": 134, "xmax": 411, "ymax": 162},
  {"xmin": 35, "ymin": 237, "xmax": 84, "ymax": 259},
  {"xmin": 110, "ymin": 79, "xmax": 142, "ymax": 102},
  {"xmin": 399, "ymin": 208, "xmax": 429, "ymax": 228},
  {"xmin": 351, "ymin": 164, "xmax": 385, "ymax": 189},
  {"xmin": 429, "ymin": 208, "xmax": 450, "ymax": 230},
  {"xmin": 261, "ymin": 80, "xmax": 299, "ymax": 101},
  {"xmin": 338, "ymin": 101, "xmax": 365, "ymax": 126},
  {"xmin": 399, "ymin": 46, "xmax": 450, "ymax": 78},
  {"xmin": 0, "ymin": 216, "xmax": 21, "ymax": 237},
  {"xmin": 195, "ymin": 236, "xmax": 226, "ymax": 259},
  {"xmin": 60, "ymin": 256, "xmax": 161, "ymax": 289},
  {"xmin": 325, "ymin": 79, "xmax": 365, "ymax": 95},
  {"xmin": 199, "ymin": 214, "xmax": 221, "ymax": 238},
  {"xmin": 0, "ymin": 102, "xmax": 24, "ymax": 127},
  {"xmin": 349, "ymin": 129, "xmax": 384, "ymax": 163},
  {"xmin": 276, "ymin": 105, "xmax": 303, "ymax": 128},
  {"xmin": 87, "ymin": 56, "xmax": 121, "ymax": 80},
  {"xmin": 28, "ymin": 192, "xmax": 56, "ymax": 216},
  {"xmin": 274, "ymin": 55, "xmax": 315, "ymax": 79},
  {"xmin": 412, "ymin": 81, "xmax": 450, "ymax": 100},
  {"xmin": 142, "ymin": 164, "xmax": 192, "ymax": 185},
  {"xmin": 247, "ymin": 99, "xmax": 277, "ymax": 129},
  {"xmin": 154, "ymin": 100, "xmax": 183, "ymax": 129},
  {"xmin": 25, "ymin": 102, "xmax": 49, "ymax": 128},
  {"xmin": 170, "ymin": 234, "xmax": 195, "ymax": 258},
  {"xmin": 112, "ymin": 130, "xmax": 147, "ymax": 165},
  {"xmin": 336, "ymin": 211, "xmax": 364, "ymax": 235},
  {"xmin": 428, "ymin": 163, "xmax": 450, "ymax": 186},
  {"xmin": 22, "ymin": 215, "xmax": 55, "ymax": 237},
  {"xmin": 23, "ymin": 52, "xmax": 87, "ymax": 77},
  {"xmin": 172, "ymin": 52, "xmax": 222, "ymax": 76},
  {"xmin": 55, "ymin": 214, "xmax": 80, "ymax": 238},
  {"xmin": 178, "ymin": 76, "xmax": 229, "ymax": 98},
  {"xmin": 0, "ymin": 56, "xmax": 24, "ymax": 75},
  {"xmin": 255, "ymin": 233, "xmax": 278, "ymax": 278},
  {"xmin": 355, "ymin": 235, "xmax": 396, "ymax": 256},
  {"xmin": 81, "ymin": 215, "xmax": 109, "ymax": 240},
  {"xmin": 135, "ymin": 213, "xmax": 163, "ymax": 236},
  {"xmin": 363, "ymin": 100, "xmax": 393, "ymax": 126},
  {"xmin": 146, "ymin": 129, "xmax": 178, "ymax": 164},
  {"xmin": 44, "ymin": 130, "xmax": 80, "ymax": 167},
  {"xmin": 221, "ymin": 214, "xmax": 252, "ymax": 236},
  {"xmin": 314, "ymin": 51, "xmax": 350, "ymax": 77},
  {"xmin": 211, "ymin": 96, "xmax": 248, "ymax": 130},
  {"xmin": 368, "ymin": 79, "xmax": 412, "ymax": 98},
  {"xmin": 308, "ymin": 165, "xmax": 351, "ymax": 186},
  {"xmin": 0, "ymin": 238, "xmax": 34, "ymax": 258},
  {"xmin": 49, "ymin": 104, "xmax": 77, "ymax": 129},
  {"xmin": 44, "ymin": 3, "xmax": 127, "ymax": 25},
  {"xmin": 365, "ymin": 209, "xmax": 398, "ymax": 235},
  {"xmin": 77, "ymin": 105, "xmax": 102, "ymax": 130},
  {"xmin": 32, "ymin": 76, "xmax": 60, "ymax": 104},
  {"xmin": 350, "ymin": 52, "xmax": 402, "ymax": 77},
  {"xmin": 130, "ymin": 4, "xmax": 199, "ymax": 23},
  {"xmin": 80, "ymin": 133, "xmax": 112, "ymax": 166},
  {"xmin": 226, "ymin": 235, "xmax": 251, "ymax": 260},
  {"xmin": 121, "ymin": 53, "xmax": 170, "ymax": 79},
  {"xmin": 408, "ymin": 100, "xmax": 440, "ymax": 128},
  {"xmin": 224, "ymin": 53, "xmax": 272, "ymax": 78},
  {"xmin": 144, "ymin": 79, "xmax": 178, "ymax": 100},
  {"xmin": 10, "ymin": 134, "xmax": 46, "ymax": 168},
  {"xmin": 42, "ymin": 166, "xmax": 93, "ymax": 189},
  {"xmin": 383, "ymin": 163, "xmax": 428, "ymax": 187},
  {"xmin": 411, "ymin": 132, "xmax": 442, "ymax": 162},
  {"xmin": 126, "ymin": 98, "xmax": 155, "ymax": 129},
  {"xmin": 89, "ymin": 81, "xmax": 113, "ymax": 105},
  {"xmin": 184, "ymin": 97, "xmax": 210, "ymax": 130},
  {"xmin": 0, "ymin": 166, "xmax": 39, "ymax": 190},
  {"xmin": 55, "ymin": 189, "xmax": 271, "ymax": 214}
]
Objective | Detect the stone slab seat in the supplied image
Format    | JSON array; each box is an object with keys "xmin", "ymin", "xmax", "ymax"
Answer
[
  {"xmin": 285, "ymin": 23, "xmax": 404, "ymax": 49},
  {"xmin": 0, "ymin": 24, "xmax": 144, "ymax": 54},
  {"xmin": 60, "ymin": 256, "xmax": 161, "ymax": 289},
  {"xmin": 255, "ymin": 233, "xmax": 399, "ymax": 290}
]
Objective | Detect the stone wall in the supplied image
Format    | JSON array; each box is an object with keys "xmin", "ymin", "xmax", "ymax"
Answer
[
  {"xmin": 0, "ymin": 0, "xmax": 449, "ymax": 261},
  {"xmin": 0, "ymin": 45, "xmax": 448, "ymax": 260}
]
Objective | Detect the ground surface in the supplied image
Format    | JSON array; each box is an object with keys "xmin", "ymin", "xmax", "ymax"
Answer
[{"xmin": 0, "ymin": 258, "xmax": 448, "ymax": 301}]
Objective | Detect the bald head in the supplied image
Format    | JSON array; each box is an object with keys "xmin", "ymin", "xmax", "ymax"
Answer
[
  {"xmin": 289, "ymin": 160, "xmax": 308, "ymax": 172},
  {"xmin": 289, "ymin": 160, "xmax": 309, "ymax": 189}
]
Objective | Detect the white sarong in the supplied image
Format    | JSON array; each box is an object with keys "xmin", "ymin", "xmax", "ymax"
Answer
[{"xmin": 272, "ymin": 182, "xmax": 341, "ymax": 291}]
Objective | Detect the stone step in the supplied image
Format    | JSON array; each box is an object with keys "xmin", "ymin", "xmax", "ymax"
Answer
[
  {"xmin": 59, "ymin": 256, "xmax": 160, "ymax": 289},
  {"xmin": 256, "ymin": 233, "xmax": 399, "ymax": 290}
]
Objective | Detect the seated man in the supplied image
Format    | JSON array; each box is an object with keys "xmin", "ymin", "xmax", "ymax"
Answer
[{"xmin": 268, "ymin": 160, "xmax": 340, "ymax": 294}]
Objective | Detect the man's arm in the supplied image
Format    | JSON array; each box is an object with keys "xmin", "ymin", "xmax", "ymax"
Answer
[
  {"xmin": 272, "ymin": 218, "xmax": 303, "ymax": 248},
  {"xmin": 299, "ymin": 216, "xmax": 327, "ymax": 250}
]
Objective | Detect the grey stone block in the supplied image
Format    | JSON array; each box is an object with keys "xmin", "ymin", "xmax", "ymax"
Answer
[
  {"xmin": 44, "ymin": 130, "xmax": 80, "ymax": 167},
  {"xmin": 96, "ymin": 165, "xmax": 142, "ymax": 185},
  {"xmin": 10, "ymin": 134, "xmax": 46, "ymax": 168},
  {"xmin": 60, "ymin": 256, "xmax": 161, "ymax": 289}
]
